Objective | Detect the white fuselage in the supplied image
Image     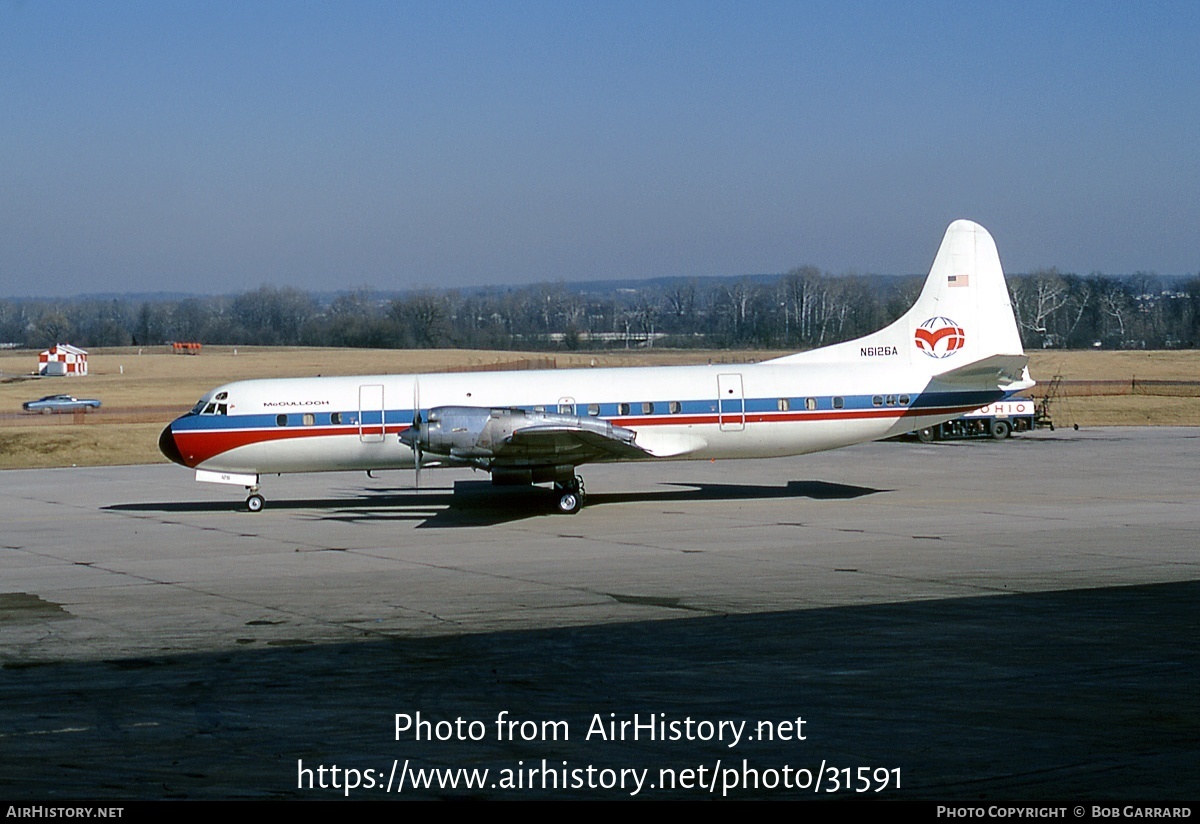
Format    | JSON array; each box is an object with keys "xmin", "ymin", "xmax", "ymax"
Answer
[{"xmin": 166, "ymin": 360, "xmax": 999, "ymax": 476}]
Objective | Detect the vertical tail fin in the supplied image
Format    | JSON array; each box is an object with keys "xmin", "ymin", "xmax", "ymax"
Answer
[{"xmin": 769, "ymin": 220, "xmax": 1026, "ymax": 375}]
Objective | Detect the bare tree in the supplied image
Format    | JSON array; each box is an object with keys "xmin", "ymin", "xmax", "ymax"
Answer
[{"xmin": 1010, "ymin": 269, "xmax": 1071, "ymax": 347}]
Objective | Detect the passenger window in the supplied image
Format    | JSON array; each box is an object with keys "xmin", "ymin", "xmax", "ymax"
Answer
[
  {"xmin": 872, "ymin": 396, "xmax": 883, "ymax": 407},
  {"xmin": 641, "ymin": 402, "xmax": 654, "ymax": 415},
  {"xmin": 534, "ymin": 405, "xmax": 546, "ymax": 413},
  {"xmin": 276, "ymin": 414, "xmax": 288, "ymax": 426},
  {"xmin": 886, "ymin": 395, "xmax": 896, "ymax": 406},
  {"xmin": 303, "ymin": 413, "xmax": 315, "ymax": 426},
  {"xmin": 833, "ymin": 396, "xmax": 844, "ymax": 409},
  {"xmin": 899, "ymin": 395, "xmax": 910, "ymax": 405},
  {"xmin": 669, "ymin": 401, "xmax": 682, "ymax": 414},
  {"xmin": 777, "ymin": 398, "xmax": 790, "ymax": 412},
  {"xmin": 805, "ymin": 397, "xmax": 817, "ymax": 411},
  {"xmin": 587, "ymin": 404, "xmax": 600, "ymax": 416},
  {"xmin": 618, "ymin": 403, "xmax": 630, "ymax": 416},
  {"xmin": 331, "ymin": 412, "xmax": 342, "ymax": 425}
]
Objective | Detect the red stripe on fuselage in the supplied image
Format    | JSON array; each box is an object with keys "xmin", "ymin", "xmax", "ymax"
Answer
[{"xmin": 173, "ymin": 424, "xmax": 409, "ymax": 467}]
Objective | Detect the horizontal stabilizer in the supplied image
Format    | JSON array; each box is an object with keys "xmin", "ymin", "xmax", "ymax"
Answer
[{"xmin": 930, "ymin": 355, "xmax": 1033, "ymax": 391}]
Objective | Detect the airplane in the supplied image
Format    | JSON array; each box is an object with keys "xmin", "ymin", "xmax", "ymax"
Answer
[{"xmin": 159, "ymin": 219, "xmax": 1033, "ymax": 514}]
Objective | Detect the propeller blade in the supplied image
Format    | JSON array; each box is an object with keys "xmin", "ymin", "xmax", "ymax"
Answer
[{"xmin": 412, "ymin": 378, "xmax": 421, "ymax": 491}]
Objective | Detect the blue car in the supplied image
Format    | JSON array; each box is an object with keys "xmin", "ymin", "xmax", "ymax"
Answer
[{"xmin": 23, "ymin": 394, "xmax": 102, "ymax": 413}]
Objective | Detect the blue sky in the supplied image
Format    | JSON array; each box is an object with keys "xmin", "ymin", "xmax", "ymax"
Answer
[{"xmin": 2, "ymin": 1, "xmax": 1197, "ymax": 296}]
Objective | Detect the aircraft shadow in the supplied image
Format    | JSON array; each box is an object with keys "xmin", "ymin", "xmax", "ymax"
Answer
[{"xmin": 104, "ymin": 479, "xmax": 886, "ymax": 528}]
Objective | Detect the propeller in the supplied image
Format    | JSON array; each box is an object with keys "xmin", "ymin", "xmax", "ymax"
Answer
[
  {"xmin": 411, "ymin": 378, "xmax": 422, "ymax": 491},
  {"xmin": 411, "ymin": 411, "xmax": 424, "ymax": 490}
]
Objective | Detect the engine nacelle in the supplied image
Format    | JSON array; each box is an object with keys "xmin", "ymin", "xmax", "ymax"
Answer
[
  {"xmin": 405, "ymin": 406, "xmax": 498, "ymax": 458},
  {"xmin": 400, "ymin": 405, "xmax": 636, "ymax": 464},
  {"xmin": 400, "ymin": 406, "xmax": 568, "ymax": 459}
]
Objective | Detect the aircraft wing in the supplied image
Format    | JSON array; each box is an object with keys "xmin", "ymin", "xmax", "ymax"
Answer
[{"xmin": 499, "ymin": 422, "xmax": 652, "ymax": 463}]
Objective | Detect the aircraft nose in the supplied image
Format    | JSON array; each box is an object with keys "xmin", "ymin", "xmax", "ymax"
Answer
[{"xmin": 158, "ymin": 424, "xmax": 187, "ymax": 466}]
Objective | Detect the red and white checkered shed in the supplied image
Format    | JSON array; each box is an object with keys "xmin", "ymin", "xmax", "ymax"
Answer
[{"xmin": 38, "ymin": 343, "xmax": 89, "ymax": 375}]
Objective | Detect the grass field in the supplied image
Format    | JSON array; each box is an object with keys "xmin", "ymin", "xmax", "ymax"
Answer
[{"xmin": 1, "ymin": 346, "xmax": 1197, "ymax": 469}]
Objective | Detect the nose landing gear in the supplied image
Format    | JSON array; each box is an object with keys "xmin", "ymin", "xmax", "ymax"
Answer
[{"xmin": 245, "ymin": 481, "xmax": 265, "ymax": 513}]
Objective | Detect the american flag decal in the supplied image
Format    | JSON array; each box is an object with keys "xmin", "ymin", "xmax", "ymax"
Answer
[{"xmin": 948, "ymin": 273, "xmax": 970, "ymax": 287}]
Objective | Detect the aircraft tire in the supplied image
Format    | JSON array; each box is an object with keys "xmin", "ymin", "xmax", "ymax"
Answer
[
  {"xmin": 557, "ymin": 492, "xmax": 582, "ymax": 515},
  {"xmin": 247, "ymin": 494, "xmax": 265, "ymax": 513},
  {"xmin": 991, "ymin": 420, "xmax": 1010, "ymax": 440},
  {"xmin": 916, "ymin": 427, "xmax": 935, "ymax": 444}
]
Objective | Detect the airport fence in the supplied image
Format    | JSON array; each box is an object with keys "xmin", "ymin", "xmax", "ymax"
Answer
[
  {"xmin": 1058, "ymin": 379, "xmax": 1200, "ymax": 397},
  {"xmin": 444, "ymin": 357, "xmax": 558, "ymax": 372}
]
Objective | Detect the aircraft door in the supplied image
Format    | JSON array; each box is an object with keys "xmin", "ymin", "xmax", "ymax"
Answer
[
  {"xmin": 717, "ymin": 373, "xmax": 745, "ymax": 431},
  {"xmin": 359, "ymin": 384, "xmax": 385, "ymax": 443}
]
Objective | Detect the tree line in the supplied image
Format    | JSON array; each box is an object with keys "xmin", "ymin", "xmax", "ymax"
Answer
[{"xmin": 1, "ymin": 269, "xmax": 1195, "ymax": 352}]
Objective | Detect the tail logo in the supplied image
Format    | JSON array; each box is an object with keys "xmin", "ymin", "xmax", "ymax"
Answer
[{"xmin": 914, "ymin": 317, "xmax": 965, "ymax": 358}]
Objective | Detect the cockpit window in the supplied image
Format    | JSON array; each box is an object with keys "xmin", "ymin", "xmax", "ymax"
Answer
[{"xmin": 194, "ymin": 399, "xmax": 229, "ymax": 416}]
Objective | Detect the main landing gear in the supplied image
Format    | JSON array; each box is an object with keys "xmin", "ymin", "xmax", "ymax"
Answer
[{"xmin": 553, "ymin": 475, "xmax": 586, "ymax": 515}]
